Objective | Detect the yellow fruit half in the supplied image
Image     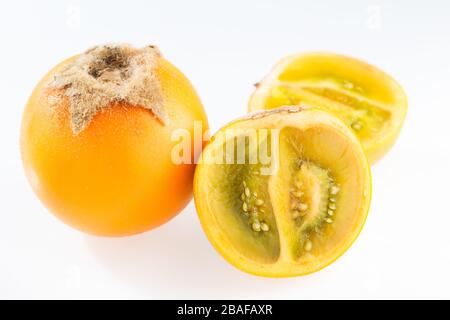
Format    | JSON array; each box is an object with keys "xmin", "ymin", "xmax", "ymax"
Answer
[
  {"xmin": 248, "ymin": 52, "xmax": 407, "ymax": 163},
  {"xmin": 194, "ymin": 106, "xmax": 371, "ymax": 277}
]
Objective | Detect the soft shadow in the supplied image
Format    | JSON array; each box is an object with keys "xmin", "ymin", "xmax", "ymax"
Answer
[{"xmin": 85, "ymin": 202, "xmax": 306, "ymax": 298}]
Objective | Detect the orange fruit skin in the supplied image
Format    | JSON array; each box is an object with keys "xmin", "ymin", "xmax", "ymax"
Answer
[{"xmin": 21, "ymin": 56, "xmax": 208, "ymax": 236}]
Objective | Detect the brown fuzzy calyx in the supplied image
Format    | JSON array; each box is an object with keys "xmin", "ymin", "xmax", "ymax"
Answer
[{"xmin": 47, "ymin": 44, "xmax": 167, "ymax": 134}]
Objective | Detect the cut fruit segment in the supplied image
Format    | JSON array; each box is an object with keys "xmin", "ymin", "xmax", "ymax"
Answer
[
  {"xmin": 194, "ymin": 106, "xmax": 371, "ymax": 277},
  {"xmin": 248, "ymin": 52, "xmax": 408, "ymax": 163}
]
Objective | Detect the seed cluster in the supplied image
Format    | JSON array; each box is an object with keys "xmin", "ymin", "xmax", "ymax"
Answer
[
  {"xmin": 290, "ymin": 182, "xmax": 307, "ymax": 220},
  {"xmin": 241, "ymin": 181, "xmax": 270, "ymax": 233},
  {"xmin": 328, "ymin": 183, "xmax": 340, "ymax": 221},
  {"xmin": 290, "ymin": 162, "xmax": 341, "ymax": 252}
]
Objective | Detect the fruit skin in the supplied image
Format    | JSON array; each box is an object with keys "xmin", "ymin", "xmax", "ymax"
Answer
[
  {"xmin": 21, "ymin": 54, "xmax": 209, "ymax": 237},
  {"xmin": 194, "ymin": 107, "xmax": 371, "ymax": 277},
  {"xmin": 248, "ymin": 52, "xmax": 408, "ymax": 164}
]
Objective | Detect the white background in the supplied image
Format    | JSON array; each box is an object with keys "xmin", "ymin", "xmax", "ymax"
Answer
[{"xmin": 1, "ymin": 0, "xmax": 449, "ymax": 299}]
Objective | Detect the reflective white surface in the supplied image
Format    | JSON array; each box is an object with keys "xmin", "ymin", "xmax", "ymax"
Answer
[{"xmin": 1, "ymin": 0, "xmax": 449, "ymax": 299}]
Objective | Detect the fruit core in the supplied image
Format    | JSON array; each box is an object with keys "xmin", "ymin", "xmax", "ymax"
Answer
[{"xmin": 290, "ymin": 160, "xmax": 339, "ymax": 253}]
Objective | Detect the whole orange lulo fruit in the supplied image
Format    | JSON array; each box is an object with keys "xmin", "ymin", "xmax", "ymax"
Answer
[{"xmin": 20, "ymin": 44, "xmax": 209, "ymax": 236}]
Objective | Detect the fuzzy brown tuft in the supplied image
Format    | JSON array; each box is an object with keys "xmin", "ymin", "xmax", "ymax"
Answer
[{"xmin": 47, "ymin": 44, "xmax": 167, "ymax": 134}]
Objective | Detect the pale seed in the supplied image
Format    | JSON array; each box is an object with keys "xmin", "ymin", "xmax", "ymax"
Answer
[
  {"xmin": 260, "ymin": 223, "xmax": 269, "ymax": 232},
  {"xmin": 343, "ymin": 81, "xmax": 354, "ymax": 90},
  {"xmin": 252, "ymin": 222, "xmax": 261, "ymax": 232},
  {"xmin": 304, "ymin": 240, "xmax": 313, "ymax": 251},
  {"xmin": 292, "ymin": 191, "xmax": 303, "ymax": 198},
  {"xmin": 351, "ymin": 122, "xmax": 362, "ymax": 131},
  {"xmin": 330, "ymin": 186, "xmax": 340, "ymax": 195},
  {"xmin": 255, "ymin": 199, "xmax": 264, "ymax": 206}
]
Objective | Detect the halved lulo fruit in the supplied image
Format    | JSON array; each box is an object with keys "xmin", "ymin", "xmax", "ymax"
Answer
[
  {"xmin": 248, "ymin": 52, "xmax": 407, "ymax": 163},
  {"xmin": 194, "ymin": 106, "xmax": 371, "ymax": 277}
]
